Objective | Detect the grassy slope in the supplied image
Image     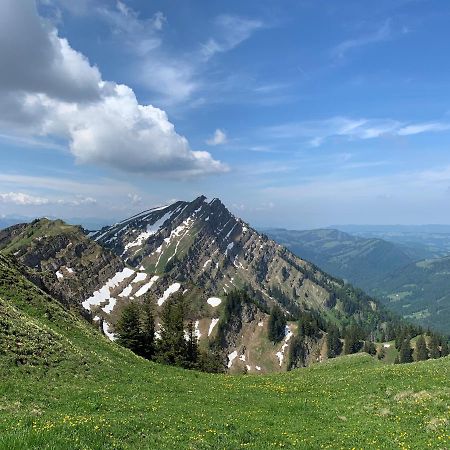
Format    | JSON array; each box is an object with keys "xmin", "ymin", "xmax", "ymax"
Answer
[{"xmin": 0, "ymin": 256, "xmax": 449, "ymax": 449}]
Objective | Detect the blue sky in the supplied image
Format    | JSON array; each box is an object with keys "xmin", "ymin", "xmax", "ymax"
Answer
[{"xmin": 1, "ymin": 0, "xmax": 450, "ymax": 228}]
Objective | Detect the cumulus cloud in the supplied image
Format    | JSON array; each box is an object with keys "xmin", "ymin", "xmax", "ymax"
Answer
[
  {"xmin": 206, "ymin": 129, "xmax": 227, "ymax": 146},
  {"xmin": 0, "ymin": 192, "xmax": 96, "ymax": 206},
  {"xmin": 0, "ymin": 0, "xmax": 226, "ymax": 177},
  {"xmin": 0, "ymin": 192, "xmax": 50, "ymax": 206}
]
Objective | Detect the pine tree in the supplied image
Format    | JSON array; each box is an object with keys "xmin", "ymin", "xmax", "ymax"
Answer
[
  {"xmin": 287, "ymin": 334, "xmax": 306, "ymax": 370},
  {"xmin": 326, "ymin": 326, "xmax": 342, "ymax": 358},
  {"xmin": 414, "ymin": 335, "xmax": 428, "ymax": 361},
  {"xmin": 441, "ymin": 339, "xmax": 449, "ymax": 357},
  {"xmin": 377, "ymin": 346, "xmax": 386, "ymax": 360},
  {"xmin": 399, "ymin": 338, "xmax": 413, "ymax": 363},
  {"xmin": 115, "ymin": 301, "xmax": 143, "ymax": 355},
  {"xmin": 157, "ymin": 294, "xmax": 187, "ymax": 367},
  {"xmin": 428, "ymin": 334, "xmax": 440, "ymax": 359},
  {"xmin": 363, "ymin": 341, "xmax": 376, "ymax": 356},
  {"xmin": 268, "ymin": 304, "xmax": 287, "ymax": 342},
  {"xmin": 185, "ymin": 320, "xmax": 199, "ymax": 368},
  {"xmin": 343, "ymin": 326, "xmax": 360, "ymax": 355},
  {"xmin": 140, "ymin": 295, "xmax": 156, "ymax": 360}
]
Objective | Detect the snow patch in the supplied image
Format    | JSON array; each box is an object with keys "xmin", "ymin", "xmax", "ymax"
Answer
[
  {"xmin": 135, "ymin": 275, "xmax": 159, "ymax": 297},
  {"xmin": 258, "ymin": 321, "xmax": 263, "ymax": 327},
  {"xmin": 275, "ymin": 325, "xmax": 293, "ymax": 366},
  {"xmin": 195, "ymin": 320, "xmax": 201, "ymax": 339},
  {"xmin": 207, "ymin": 297, "xmax": 222, "ymax": 307},
  {"xmin": 255, "ymin": 366, "xmax": 261, "ymax": 371},
  {"xmin": 239, "ymin": 354, "xmax": 246, "ymax": 362},
  {"xmin": 56, "ymin": 270, "xmax": 64, "ymax": 280},
  {"xmin": 227, "ymin": 350, "xmax": 238, "ymax": 368},
  {"xmin": 102, "ymin": 322, "xmax": 115, "ymax": 341},
  {"xmin": 157, "ymin": 282, "xmax": 181, "ymax": 306},
  {"xmin": 208, "ymin": 318, "xmax": 219, "ymax": 336},
  {"xmin": 225, "ymin": 242, "xmax": 234, "ymax": 257}
]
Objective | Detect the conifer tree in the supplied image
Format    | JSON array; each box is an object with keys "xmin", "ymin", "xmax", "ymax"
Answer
[
  {"xmin": 414, "ymin": 335, "xmax": 428, "ymax": 361},
  {"xmin": 428, "ymin": 334, "xmax": 440, "ymax": 359},
  {"xmin": 268, "ymin": 304, "xmax": 287, "ymax": 342},
  {"xmin": 377, "ymin": 346, "xmax": 386, "ymax": 360},
  {"xmin": 326, "ymin": 326, "xmax": 342, "ymax": 358},
  {"xmin": 185, "ymin": 320, "xmax": 199, "ymax": 368},
  {"xmin": 157, "ymin": 294, "xmax": 187, "ymax": 366},
  {"xmin": 363, "ymin": 340, "xmax": 376, "ymax": 356},
  {"xmin": 399, "ymin": 338, "xmax": 413, "ymax": 363},
  {"xmin": 441, "ymin": 339, "xmax": 449, "ymax": 357},
  {"xmin": 140, "ymin": 295, "xmax": 156, "ymax": 360},
  {"xmin": 115, "ymin": 301, "xmax": 143, "ymax": 355}
]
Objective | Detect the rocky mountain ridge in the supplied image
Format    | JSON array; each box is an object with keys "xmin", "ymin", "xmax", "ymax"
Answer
[{"xmin": 0, "ymin": 196, "xmax": 393, "ymax": 373}]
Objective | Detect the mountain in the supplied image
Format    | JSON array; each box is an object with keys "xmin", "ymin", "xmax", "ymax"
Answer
[
  {"xmin": 1, "ymin": 251, "xmax": 448, "ymax": 448},
  {"xmin": 372, "ymin": 256, "xmax": 450, "ymax": 334},
  {"xmin": 0, "ymin": 196, "xmax": 398, "ymax": 373},
  {"xmin": 265, "ymin": 228, "xmax": 413, "ymax": 290}
]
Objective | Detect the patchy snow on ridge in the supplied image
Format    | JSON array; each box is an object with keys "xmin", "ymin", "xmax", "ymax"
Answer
[
  {"xmin": 135, "ymin": 275, "xmax": 159, "ymax": 297},
  {"xmin": 227, "ymin": 350, "xmax": 238, "ymax": 368},
  {"xmin": 56, "ymin": 270, "xmax": 63, "ymax": 280},
  {"xmin": 82, "ymin": 268, "xmax": 135, "ymax": 312},
  {"xmin": 207, "ymin": 297, "xmax": 222, "ymax": 307},
  {"xmin": 275, "ymin": 325, "xmax": 293, "ymax": 366},
  {"xmin": 208, "ymin": 318, "xmax": 219, "ymax": 336},
  {"xmin": 157, "ymin": 282, "xmax": 181, "ymax": 306}
]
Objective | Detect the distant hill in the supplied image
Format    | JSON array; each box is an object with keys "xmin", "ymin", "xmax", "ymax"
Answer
[
  {"xmin": 373, "ymin": 256, "xmax": 450, "ymax": 334},
  {"xmin": 265, "ymin": 228, "xmax": 413, "ymax": 290},
  {"xmin": 266, "ymin": 228, "xmax": 450, "ymax": 334},
  {"xmin": 333, "ymin": 224, "xmax": 450, "ymax": 259}
]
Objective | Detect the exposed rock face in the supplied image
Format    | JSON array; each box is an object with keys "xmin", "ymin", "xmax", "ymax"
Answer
[{"xmin": 0, "ymin": 219, "xmax": 123, "ymax": 311}]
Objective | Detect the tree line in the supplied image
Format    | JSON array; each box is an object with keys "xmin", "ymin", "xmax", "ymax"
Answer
[{"xmin": 266, "ymin": 301, "xmax": 449, "ymax": 367}]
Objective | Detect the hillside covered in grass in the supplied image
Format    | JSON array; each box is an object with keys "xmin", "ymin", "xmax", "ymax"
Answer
[{"xmin": 0, "ymin": 254, "xmax": 449, "ymax": 449}]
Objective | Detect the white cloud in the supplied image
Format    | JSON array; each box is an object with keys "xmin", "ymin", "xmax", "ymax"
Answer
[
  {"xmin": 265, "ymin": 116, "xmax": 450, "ymax": 146},
  {"xmin": 127, "ymin": 193, "xmax": 142, "ymax": 205},
  {"xmin": 206, "ymin": 129, "xmax": 227, "ymax": 146},
  {"xmin": 0, "ymin": 0, "xmax": 226, "ymax": 178},
  {"xmin": 201, "ymin": 15, "xmax": 264, "ymax": 60},
  {"xmin": 333, "ymin": 20, "xmax": 392, "ymax": 59},
  {"xmin": 398, "ymin": 122, "xmax": 450, "ymax": 136},
  {"xmin": 0, "ymin": 192, "xmax": 49, "ymax": 206},
  {"xmin": 0, "ymin": 191, "xmax": 95, "ymax": 206}
]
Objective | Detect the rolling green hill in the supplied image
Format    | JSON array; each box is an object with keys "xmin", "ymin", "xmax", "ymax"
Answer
[
  {"xmin": 0, "ymin": 254, "xmax": 449, "ymax": 449},
  {"xmin": 265, "ymin": 228, "xmax": 413, "ymax": 290},
  {"xmin": 266, "ymin": 228, "xmax": 450, "ymax": 335},
  {"xmin": 373, "ymin": 256, "xmax": 450, "ymax": 334}
]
